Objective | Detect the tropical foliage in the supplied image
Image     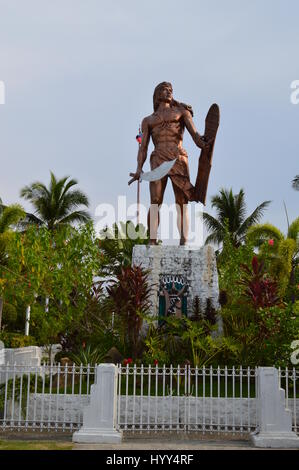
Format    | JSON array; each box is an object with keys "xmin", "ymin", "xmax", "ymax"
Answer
[
  {"xmin": 98, "ymin": 221, "xmax": 149, "ymax": 276},
  {"xmin": 0, "ymin": 223, "xmax": 101, "ymax": 355},
  {"xmin": 247, "ymin": 217, "xmax": 299, "ymax": 299},
  {"xmin": 203, "ymin": 188, "xmax": 270, "ymax": 247},
  {"xmin": 107, "ymin": 265, "xmax": 152, "ymax": 359},
  {"xmin": 0, "ymin": 198, "xmax": 25, "ymax": 329},
  {"xmin": 20, "ymin": 172, "xmax": 91, "ymax": 230},
  {"xmin": 1, "ymin": 177, "xmax": 298, "ymax": 368},
  {"xmin": 0, "ymin": 199, "xmax": 25, "ymax": 263}
]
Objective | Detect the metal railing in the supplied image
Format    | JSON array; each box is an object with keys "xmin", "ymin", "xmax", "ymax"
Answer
[
  {"xmin": 278, "ymin": 367, "xmax": 299, "ymax": 434},
  {"xmin": 0, "ymin": 363, "xmax": 96, "ymax": 432},
  {"xmin": 2, "ymin": 363, "xmax": 297, "ymax": 436},
  {"xmin": 116, "ymin": 365, "xmax": 258, "ymax": 433}
]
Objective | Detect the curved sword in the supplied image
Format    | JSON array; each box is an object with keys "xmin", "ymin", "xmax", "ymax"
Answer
[{"xmin": 139, "ymin": 159, "xmax": 177, "ymax": 182}]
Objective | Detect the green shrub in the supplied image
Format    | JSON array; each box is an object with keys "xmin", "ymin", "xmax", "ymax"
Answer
[
  {"xmin": 68, "ymin": 343, "xmax": 107, "ymax": 366},
  {"xmin": 0, "ymin": 332, "xmax": 36, "ymax": 348},
  {"xmin": 2, "ymin": 303, "xmax": 17, "ymax": 328}
]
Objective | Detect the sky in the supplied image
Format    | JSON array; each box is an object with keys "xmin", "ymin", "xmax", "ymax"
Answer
[{"xmin": 0, "ymin": 0, "xmax": 298, "ymax": 242}]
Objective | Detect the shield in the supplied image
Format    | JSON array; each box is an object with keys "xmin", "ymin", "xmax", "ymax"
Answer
[{"xmin": 193, "ymin": 103, "xmax": 220, "ymax": 205}]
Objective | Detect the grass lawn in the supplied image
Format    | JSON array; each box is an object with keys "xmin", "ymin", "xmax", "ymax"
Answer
[{"xmin": 0, "ymin": 440, "xmax": 73, "ymax": 450}]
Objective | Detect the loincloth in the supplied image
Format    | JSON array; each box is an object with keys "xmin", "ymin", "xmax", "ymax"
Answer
[{"xmin": 150, "ymin": 146, "xmax": 194, "ymax": 201}]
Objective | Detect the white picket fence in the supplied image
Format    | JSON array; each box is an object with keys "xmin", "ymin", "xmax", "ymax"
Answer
[{"xmin": 0, "ymin": 363, "xmax": 298, "ymax": 435}]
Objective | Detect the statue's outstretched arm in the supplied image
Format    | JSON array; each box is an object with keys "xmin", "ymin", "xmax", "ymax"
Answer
[
  {"xmin": 136, "ymin": 118, "xmax": 150, "ymax": 172},
  {"xmin": 128, "ymin": 117, "xmax": 150, "ymax": 185}
]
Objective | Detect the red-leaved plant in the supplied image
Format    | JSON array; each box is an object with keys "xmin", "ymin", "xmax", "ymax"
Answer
[
  {"xmin": 107, "ymin": 265, "xmax": 152, "ymax": 359},
  {"xmin": 239, "ymin": 256, "xmax": 280, "ymax": 310}
]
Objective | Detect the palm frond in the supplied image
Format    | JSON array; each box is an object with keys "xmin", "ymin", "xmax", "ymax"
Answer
[
  {"xmin": 58, "ymin": 210, "xmax": 91, "ymax": 226},
  {"xmin": 203, "ymin": 212, "xmax": 224, "ymax": 233},
  {"xmin": 203, "ymin": 212, "xmax": 226, "ymax": 246},
  {"xmin": 237, "ymin": 200, "xmax": 271, "ymax": 237},
  {"xmin": 59, "ymin": 190, "xmax": 89, "ymax": 211},
  {"xmin": 205, "ymin": 232, "xmax": 224, "ymax": 246},
  {"xmin": 17, "ymin": 212, "xmax": 43, "ymax": 230},
  {"xmin": 292, "ymin": 175, "xmax": 299, "ymax": 191},
  {"xmin": 210, "ymin": 188, "xmax": 232, "ymax": 224},
  {"xmin": 246, "ymin": 223, "xmax": 284, "ymax": 246},
  {"xmin": 0, "ymin": 205, "xmax": 25, "ymax": 233},
  {"xmin": 20, "ymin": 182, "xmax": 50, "ymax": 201},
  {"xmin": 234, "ymin": 188, "xmax": 246, "ymax": 228},
  {"xmin": 288, "ymin": 217, "xmax": 299, "ymax": 242},
  {"xmin": 60, "ymin": 178, "xmax": 78, "ymax": 199}
]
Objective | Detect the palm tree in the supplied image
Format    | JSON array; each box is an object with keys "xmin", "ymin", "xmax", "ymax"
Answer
[
  {"xmin": 203, "ymin": 188, "xmax": 270, "ymax": 247},
  {"xmin": 247, "ymin": 218, "xmax": 299, "ymax": 300},
  {"xmin": 292, "ymin": 175, "xmax": 299, "ymax": 191},
  {"xmin": 0, "ymin": 198, "xmax": 25, "ymax": 329},
  {"xmin": 99, "ymin": 221, "xmax": 149, "ymax": 276},
  {"xmin": 20, "ymin": 172, "xmax": 91, "ymax": 231}
]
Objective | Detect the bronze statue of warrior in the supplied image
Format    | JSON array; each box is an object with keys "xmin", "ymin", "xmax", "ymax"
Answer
[{"xmin": 129, "ymin": 82, "xmax": 219, "ymax": 245}]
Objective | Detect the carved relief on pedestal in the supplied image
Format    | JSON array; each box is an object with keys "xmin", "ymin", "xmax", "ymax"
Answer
[{"xmin": 158, "ymin": 274, "xmax": 189, "ymax": 321}]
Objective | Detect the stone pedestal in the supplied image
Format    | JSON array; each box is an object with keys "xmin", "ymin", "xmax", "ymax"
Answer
[
  {"xmin": 73, "ymin": 364, "xmax": 122, "ymax": 444},
  {"xmin": 251, "ymin": 367, "xmax": 299, "ymax": 448},
  {"xmin": 132, "ymin": 244, "xmax": 220, "ymax": 325}
]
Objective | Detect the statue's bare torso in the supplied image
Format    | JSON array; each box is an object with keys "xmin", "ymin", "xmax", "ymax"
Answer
[{"xmin": 145, "ymin": 106, "xmax": 186, "ymax": 150}]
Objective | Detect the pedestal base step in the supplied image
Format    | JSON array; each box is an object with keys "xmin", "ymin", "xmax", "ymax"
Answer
[
  {"xmin": 251, "ymin": 432, "xmax": 299, "ymax": 449},
  {"xmin": 73, "ymin": 428, "xmax": 123, "ymax": 444}
]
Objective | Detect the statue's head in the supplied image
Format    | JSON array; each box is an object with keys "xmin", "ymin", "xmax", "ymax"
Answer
[
  {"xmin": 153, "ymin": 81, "xmax": 194, "ymax": 116},
  {"xmin": 153, "ymin": 82, "xmax": 173, "ymax": 111}
]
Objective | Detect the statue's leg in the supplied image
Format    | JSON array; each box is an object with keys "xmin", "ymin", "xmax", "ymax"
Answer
[
  {"xmin": 148, "ymin": 176, "xmax": 168, "ymax": 244},
  {"xmin": 172, "ymin": 182, "xmax": 189, "ymax": 245}
]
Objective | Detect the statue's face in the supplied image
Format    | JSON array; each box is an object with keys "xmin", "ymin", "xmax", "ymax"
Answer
[{"xmin": 159, "ymin": 84, "xmax": 173, "ymax": 103}]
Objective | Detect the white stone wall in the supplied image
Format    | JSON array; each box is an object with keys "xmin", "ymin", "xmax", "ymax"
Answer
[
  {"xmin": 0, "ymin": 344, "xmax": 61, "ymax": 372},
  {"xmin": 118, "ymin": 396, "xmax": 257, "ymax": 429},
  {"xmin": 132, "ymin": 244, "xmax": 220, "ymax": 318},
  {"xmin": 5, "ymin": 393, "xmax": 299, "ymax": 432},
  {"xmin": 27, "ymin": 394, "xmax": 90, "ymax": 424},
  {"xmin": 0, "ymin": 347, "xmax": 42, "ymax": 383},
  {"xmin": 23, "ymin": 394, "xmax": 258, "ymax": 429}
]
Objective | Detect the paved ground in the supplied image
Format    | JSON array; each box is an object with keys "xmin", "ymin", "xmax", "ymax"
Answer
[
  {"xmin": 0, "ymin": 431, "xmax": 257, "ymax": 450},
  {"xmin": 73, "ymin": 439, "xmax": 255, "ymax": 450},
  {"xmin": 2, "ymin": 432, "xmax": 295, "ymax": 450},
  {"xmin": 73, "ymin": 434, "xmax": 259, "ymax": 450}
]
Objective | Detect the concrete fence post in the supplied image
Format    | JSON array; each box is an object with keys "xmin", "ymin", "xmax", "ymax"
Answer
[
  {"xmin": 73, "ymin": 363, "xmax": 122, "ymax": 443},
  {"xmin": 251, "ymin": 367, "xmax": 299, "ymax": 448}
]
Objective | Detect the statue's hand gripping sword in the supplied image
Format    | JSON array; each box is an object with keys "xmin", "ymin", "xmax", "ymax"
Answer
[
  {"xmin": 128, "ymin": 159, "xmax": 177, "ymax": 185},
  {"xmin": 128, "ymin": 159, "xmax": 177, "ymax": 226}
]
